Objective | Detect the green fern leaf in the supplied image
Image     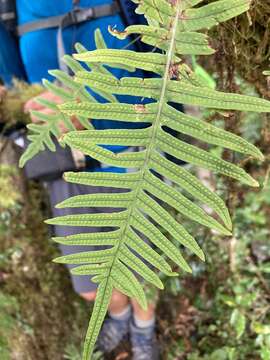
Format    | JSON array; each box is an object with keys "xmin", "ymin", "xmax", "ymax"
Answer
[
  {"xmin": 56, "ymin": 191, "xmax": 135, "ymax": 209},
  {"xmin": 74, "ymin": 72, "xmax": 270, "ymax": 113},
  {"xmin": 52, "ymin": 230, "xmax": 121, "ymax": 246},
  {"xmin": 149, "ymin": 152, "xmax": 232, "ymax": 228},
  {"xmin": 46, "ymin": 211, "xmax": 128, "ymax": 228},
  {"xmin": 19, "ymin": 30, "xmax": 117, "ymax": 168},
  {"xmin": 109, "ymin": 25, "xmax": 215, "ymax": 55},
  {"xmin": 82, "ymin": 279, "xmax": 113, "ymax": 359},
  {"xmin": 21, "ymin": 0, "xmax": 269, "ymax": 358},
  {"xmin": 110, "ymin": 261, "xmax": 147, "ymax": 308}
]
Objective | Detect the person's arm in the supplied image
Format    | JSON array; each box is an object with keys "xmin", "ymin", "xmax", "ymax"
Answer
[
  {"xmin": 0, "ymin": 22, "xmax": 26, "ymax": 86},
  {"xmin": 0, "ymin": 85, "xmax": 6, "ymax": 97},
  {"xmin": 24, "ymin": 91, "xmax": 85, "ymax": 133}
]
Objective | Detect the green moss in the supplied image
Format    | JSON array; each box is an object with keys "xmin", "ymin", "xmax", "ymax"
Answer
[
  {"xmin": 0, "ymin": 183, "xmax": 89, "ymax": 359},
  {"xmin": 0, "ymin": 80, "xmax": 43, "ymax": 127},
  {"xmin": 0, "ymin": 165, "xmax": 21, "ymax": 209},
  {"xmin": 206, "ymin": 0, "xmax": 270, "ymax": 96}
]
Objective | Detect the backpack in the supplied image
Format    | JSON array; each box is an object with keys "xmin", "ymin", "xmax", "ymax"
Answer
[
  {"xmin": 1, "ymin": 0, "xmax": 184, "ymax": 179},
  {"xmin": 0, "ymin": 0, "xmax": 149, "ymax": 72},
  {"xmin": 0, "ymin": 0, "xmax": 17, "ymax": 33},
  {"xmin": 0, "ymin": 0, "xmax": 146, "ymax": 39}
]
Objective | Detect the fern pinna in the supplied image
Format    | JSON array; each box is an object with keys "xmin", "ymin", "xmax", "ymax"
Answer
[{"xmin": 20, "ymin": 0, "xmax": 270, "ymax": 358}]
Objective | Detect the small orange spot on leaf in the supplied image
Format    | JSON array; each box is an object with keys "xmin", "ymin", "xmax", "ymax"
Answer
[{"xmin": 134, "ymin": 104, "xmax": 147, "ymax": 113}]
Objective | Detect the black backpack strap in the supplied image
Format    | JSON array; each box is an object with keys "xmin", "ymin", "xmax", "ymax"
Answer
[
  {"xmin": 0, "ymin": 0, "xmax": 17, "ymax": 33},
  {"xmin": 117, "ymin": 0, "xmax": 145, "ymax": 27},
  {"xmin": 117, "ymin": 0, "xmax": 152, "ymax": 52}
]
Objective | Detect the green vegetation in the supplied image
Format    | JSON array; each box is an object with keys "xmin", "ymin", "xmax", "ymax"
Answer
[
  {"xmin": 0, "ymin": 164, "xmax": 90, "ymax": 359},
  {"xmin": 0, "ymin": 80, "xmax": 43, "ymax": 127},
  {"xmin": 159, "ymin": 174, "xmax": 270, "ymax": 360}
]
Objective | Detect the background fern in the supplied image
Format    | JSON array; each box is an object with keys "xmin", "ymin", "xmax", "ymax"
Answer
[
  {"xmin": 21, "ymin": 0, "xmax": 270, "ymax": 358},
  {"xmin": 19, "ymin": 30, "xmax": 122, "ymax": 168}
]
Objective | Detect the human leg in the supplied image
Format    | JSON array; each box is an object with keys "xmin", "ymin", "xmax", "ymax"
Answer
[
  {"xmin": 46, "ymin": 179, "xmax": 108, "ymax": 295},
  {"xmin": 130, "ymin": 299, "xmax": 159, "ymax": 360},
  {"xmin": 109, "ymin": 289, "xmax": 129, "ymax": 315},
  {"xmin": 80, "ymin": 291, "xmax": 97, "ymax": 302},
  {"xmin": 47, "ymin": 179, "xmax": 159, "ymax": 357},
  {"xmin": 131, "ymin": 299, "xmax": 155, "ymax": 322},
  {"xmin": 97, "ymin": 289, "xmax": 131, "ymax": 353}
]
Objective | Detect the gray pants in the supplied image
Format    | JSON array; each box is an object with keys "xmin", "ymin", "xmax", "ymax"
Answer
[{"xmin": 47, "ymin": 178, "xmax": 122, "ymax": 294}]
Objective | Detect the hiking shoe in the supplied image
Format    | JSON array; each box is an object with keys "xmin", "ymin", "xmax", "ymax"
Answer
[
  {"xmin": 97, "ymin": 315, "xmax": 130, "ymax": 353},
  {"xmin": 130, "ymin": 321, "xmax": 160, "ymax": 360}
]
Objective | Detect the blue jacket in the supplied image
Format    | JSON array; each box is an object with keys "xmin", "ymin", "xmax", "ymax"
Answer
[
  {"xmin": 0, "ymin": 0, "xmax": 144, "ymax": 172},
  {"xmin": 15, "ymin": 0, "xmax": 133, "ymax": 83}
]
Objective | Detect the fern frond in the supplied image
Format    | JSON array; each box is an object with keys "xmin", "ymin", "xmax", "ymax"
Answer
[
  {"xmin": 109, "ymin": 25, "xmax": 215, "ymax": 55},
  {"xmin": 19, "ymin": 31, "xmax": 117, "ymax": 168},
  {"xmin": 52, "ymin": 230, "xmax": 121, "ymax": 246},
  {"xmin": 18, "ymin": 63, "xmax": 89, "ymax": 167},
  {"xmin": 73, "ymin": 72, "xmax": 270, "ymax": 113},
  {"xmin": 82, "ymin": 279, "xmax": 113, "ymax": 357},
  {"xmin": 22, "ymin": 0, "xmax": 269, "ymax": 358}
]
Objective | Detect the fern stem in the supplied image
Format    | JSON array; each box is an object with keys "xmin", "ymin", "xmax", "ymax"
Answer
[
  {"xmin": 107, "ymin": 0, "xmax": 182, "ymax": 299},
  {"xmin": 83, "ymin": 278, "xmax": 113, "ymax": 360},
  {"xmin": 83, "ymin": 12, "xmax": 183, "ymax": 355}
]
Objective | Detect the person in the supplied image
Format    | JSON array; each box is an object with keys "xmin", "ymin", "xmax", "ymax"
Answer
[{"xmin": 0, "ymin": 1, "xmax": 159, "ymax": 358}]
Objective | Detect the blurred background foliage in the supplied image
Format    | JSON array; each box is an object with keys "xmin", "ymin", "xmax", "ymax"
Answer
[{"xmin": 0, "ymin": 80, "xmax": 43, "ymax": 128}]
